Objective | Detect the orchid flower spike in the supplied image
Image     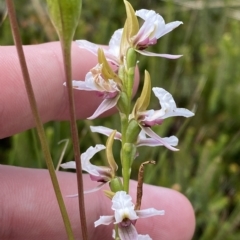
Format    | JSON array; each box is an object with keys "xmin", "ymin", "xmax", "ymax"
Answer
[{"xmin": 95, "ymin": 191, "xmax": 164, "ymax": 240}]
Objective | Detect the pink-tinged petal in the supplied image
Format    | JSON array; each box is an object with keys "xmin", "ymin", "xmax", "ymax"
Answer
[
  {"xmin": 134, "ymin": 9, "xmax": 183, "ymax": 50},
  {"xmin": 142, "ymin": 127, "xmax": 179, "ymax": 151},
  {"xmin": 60, "ymin": 161, "xmax": 76, "ymax": 169},
  {"xmin": 135, "ymin": 49, "xmax": 182, "ymax": 59},
  {"xmin": 94, "ymin": 215, "xmax": 115, "ymax": 227},
  {"xmin": 135, "ymin": 10, "xmax": 182, "ymax": 39},
  {"xmin": 90, "ymin": 126, "xmax": 122, "ymax": 140},
  {"xmin": 88, "ymin": 95, "xmax": 120, "ymax": 120},
  {"xmin": 118, "ymin": 224, "xmax": 138, "ymax": 240},
  {"xmin": 137, "ymin": 131, "xmax": 178, "ymax": 147},
  {"xmin": 136, "ymin": 208, "xmax": 165, "ymax": 218},
  {"xmin": 152, "ymin": 87, "xmax": 194, "ymax": 119}
]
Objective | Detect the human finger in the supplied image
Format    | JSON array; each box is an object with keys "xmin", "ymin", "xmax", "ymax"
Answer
[
  {"xmin": 0, "ymin": 42, "xmax": 139, "ymax": 138},
  {"xmin": 0, "ymin": 165, "xmax": 195, "ymax": 240}
]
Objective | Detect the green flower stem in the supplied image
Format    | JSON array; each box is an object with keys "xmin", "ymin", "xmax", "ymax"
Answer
[
  {"xmin": 119, "ymin": 49, "xmax": 137, "ymax": 193},
  {"xmin": 45, "ymin": 0, "xmax": 87, "ymax": 238},
  {"xmin": 5, "ymin": 1, "xmax": 74, "ymax": 239}
]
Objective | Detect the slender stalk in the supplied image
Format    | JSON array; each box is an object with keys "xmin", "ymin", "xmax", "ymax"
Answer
[
  {"xmin": 61, "ymin": 43, "xmax": 88, "ymax": 240},
  {"xmin": 6, "ymin": 0, "xmax": 74, "ymax": 239}
]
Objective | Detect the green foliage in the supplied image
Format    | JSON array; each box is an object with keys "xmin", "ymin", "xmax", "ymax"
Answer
[{"xmin": 0, "ymin": 0, "xmax": 240, "ymax": 239}]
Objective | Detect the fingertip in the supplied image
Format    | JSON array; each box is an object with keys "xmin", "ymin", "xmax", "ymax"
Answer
[{"xmin": 143, "ymin": 185, "xmax": 195, "ymax": 240}]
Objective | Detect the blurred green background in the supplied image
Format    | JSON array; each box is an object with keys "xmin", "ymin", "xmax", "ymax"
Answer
[{"xmin": 1, "ymin": 0, "xmax": 240, "ymax": 239}]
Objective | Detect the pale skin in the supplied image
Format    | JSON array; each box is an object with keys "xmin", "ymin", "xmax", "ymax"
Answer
[{"xmin": 0, "ymin": 42, "xmax": 195, "ymax": 240}]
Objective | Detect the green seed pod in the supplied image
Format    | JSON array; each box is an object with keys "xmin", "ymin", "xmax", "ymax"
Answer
[
  {"xmin": 126, "ymin": 119, "xmax": 141, "ymax": 144},
  {"xmin": 126, "ymin": 47, "xmax": 137, "ymax": 69},
  {"xmin": 122, "ymin": 142, "xmax": 137, "ymax": 168}
]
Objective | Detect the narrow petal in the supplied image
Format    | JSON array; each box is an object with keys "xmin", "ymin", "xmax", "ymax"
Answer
[
  {"xmin": 136, "ymin": 208, "xmax": 165, "ymax": 218},
  {"xmin": 76, "ymin": 39, "xmax": 120, "ymax": 65},
  {"xmin": 60, "ymin": 161, "xmax": 76, "ymax": 169},
  {"xmin": 76, "ymin": 39, "xmax": 99, "ymax": 56},
  {"xmin": 135, "ymin": 9, "xmax": 159, "ymax": 21},
  {"xmin": 162, "ymin": 108, "xmax": 195, "ymax": 119},
  {"xmin": 87, "ymin": 95, "xmax": 120, "ymax": 120},
  {"xmin": 84, "ymin": 182, "xmax": 106, "ymax": 194},
  {"xmin": 142, "ymin": 127, "xmax": 179, "ymax": 151},
  {"xmin": 137, "ymin": 133, "xmax": 178, "ymax": 147},
  {"xmin": 159, "ymin": 21, "xmax": 183, "ymax": 38},
  {"xmin": 94, "ymin": 215, "xmax": 114, "ymax": 227},
  {"xmin": 135, "ymin": 49, "xmax": 182, "ymax": 59},
  {"xmin": 90, "ymin": 126, "xmax": 122, "ymax": 140},
  {"xmin": 71, "ymin": 80, "xmax": 94, "ymax": 91},
  {"xmin": 152, "ymin": 87, "xmax": 194, "ymax": 119},
  {"xmin": 81, "ymin": 144, "xmax": 106, "ymax": 163},
  {"xmin": 66, "ymin": 194, "xmax": 78, "ymax": 198},
  {"xmin": 152, "ymin": 87, "xmax": 177, "ymax": 110},
  {"xmin": 81, "ymin": 145, "xmax": 110, "ymax": 178},
  {"xmin": 118, "ymin": 224, "xmax": 138, "ymax": 240},
  {"xmin": 66, "ymin": 183, "xmax": 108, "ymax": 196}
]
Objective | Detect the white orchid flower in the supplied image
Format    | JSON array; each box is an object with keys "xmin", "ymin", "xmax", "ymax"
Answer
[
  {"xmin": 69, "ymin": 63, "xmax": 120, "ymax": 119},
  {"xmin": 76, "ymin": 8, "xmax": 182, "ymax": 66},
  {"xmin": 61, "ymin": 144, "xmax": 114, "ymax": 183},
  {"xmin": 133, "ymin": 87, "xmax": 194, "ymax": 151},
  {"xmin": 95, "ymin": 191, "xmax": 164, "ymax": 240},
  {"xmin": 90, "ymin": 125, "xmax": 178, "ymax": 148},
  {"xmin": 139, "ymin": 87, "xmax": 194, "ymax": 127},
  {"xmin": 132, "ymin": 9, "xmax": 183, "ymax": 59}
]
